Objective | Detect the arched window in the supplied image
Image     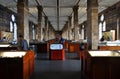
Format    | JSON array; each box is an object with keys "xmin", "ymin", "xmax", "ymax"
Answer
[
  {"xmin": 10, "ymin": 21, "xmax": 13, "ymax": 32},
  {"xmin": 99, "ymin": 14, "xmax": 106, "ymax": 40},
  {"xmin": 100, "ymin": 14, "xmax": 104, "ymax": 22},
  {"xmin": 13, "ymin": 23, "xmax": 17, "ymax": 42},
  {"xmin": 81, "ymin": 25, "xmax": 84, "ymax": 39},
  {"xmin": 99, "ymin": 22, "xmax": 102, "ymax": 40},
  {"xmin": 103, "ymin": 21, "xmax": 106, "ymax": 31},
  {"xmin": 11, "ymin": 15, "xmax": 15, "ymax": 22},
  {"xmin": 10, "ymin": 14, "xmax": 17, "ymax": 43},
  {"xmin": 32, "ymin": 25, "xmax": 35, "ymax": 39}
]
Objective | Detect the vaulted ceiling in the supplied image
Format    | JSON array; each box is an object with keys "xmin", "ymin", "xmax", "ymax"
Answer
[{"xmin": 0, "ymin": 0, "xmax": 119, "ymax": 31}]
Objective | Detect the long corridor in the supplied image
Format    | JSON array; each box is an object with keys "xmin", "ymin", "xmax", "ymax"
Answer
[{"xmin": 30, "ymin": 53, "xmax": 87, "ymax": 79}]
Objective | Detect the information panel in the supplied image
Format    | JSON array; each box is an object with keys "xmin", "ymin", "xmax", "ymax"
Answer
[{"xmin": 50, "ymin": 44, "xmax": 63, "ymax": 50}]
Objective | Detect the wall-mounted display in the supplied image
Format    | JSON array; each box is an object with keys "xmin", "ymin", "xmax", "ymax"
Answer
[
  {"xmin": 0, "ymin": 31, "xmax": 13, "ymax": 43},
  {"xmin": 102, "ymin": 31, "xmax": 112, "ymax": 41}
]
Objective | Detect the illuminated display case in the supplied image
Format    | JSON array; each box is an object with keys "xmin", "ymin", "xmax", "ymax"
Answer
[
  {"xmin": 98, "ymin": 40, "xmax": 120, "ymax": 46},
  {"xmin": 82, "ymin": 50, "xmax": 120, "ymax": 79},
  {"xmin": 0, "ymin": 51, "xmax": 26, "ymax": 57},
  {"xmin": 98, "ymin": 40, "xmax": 120, "ymax": 50},
  {"xmin": 0, "ymin": 43, "xmax": 17, "ymax": 50},
  {"xmin": 0, "ymin": 50, "xmax": 35, "ymax": 79},
  {"xmin": 49, "ymin": 44, "xmax": 65, "ymax": 60},
  {"xmin": 0, "ymin": 43, "xmax": 10, "ymax": 47},
  {"xmin": 50, "ymin": 44, "xmax": 63, "ymax": 50}
]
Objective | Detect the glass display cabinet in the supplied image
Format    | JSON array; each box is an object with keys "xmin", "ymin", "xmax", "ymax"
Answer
[
  {"xmin": 0, "ymin": 50, "xmax": 34, "ymax": 79},
  {"xmin": 82, "ymin": 50, "xmax": 120, "ymax": 79},
  {"xmin": 98, "ymin": 40, "xmax": 120, "ymax": 50},
  {"xmin": 0, "ymin": 43, "xmax": 10, "ymax": 47},
  {"xmin": 0, "ymin": 43, "xmax": 17, "ymax": 50}
]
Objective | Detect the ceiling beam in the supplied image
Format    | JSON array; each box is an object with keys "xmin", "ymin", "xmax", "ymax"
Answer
[
  {"xmin": 5, "ymin": 5, "xmax": 89, "ymax": 8},
  {"xmin": 57, "ymin": 0, "xmax": 59, "ymax": 31}
]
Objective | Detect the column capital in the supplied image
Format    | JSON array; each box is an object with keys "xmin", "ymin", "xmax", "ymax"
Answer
[
  {"xmin": 73, "ymin": 5, "xmax": 79, "ymax": 11},
  {"xmin": 66, "ymin": 21, "xmax": 68, "ymax": 24},
  {"xmin": 68, "ymin": 16, "xmax": 72, "ymax": 20},
  {"xmin": 17, "ymin": 0, "xmax": 28, "ymax": 8},
  {"xmin": 48, "ymin": 21, "xmax": 51, "ymax": 25},
  {"xmin": 44, "ymin": 16, "xmax": 48, "ymax": 20},
  {"xmin": 37, "ymin": 5, "xmax": 43, "ymax": 11},
  {"xmin": 87, "ymin": 0, "xmax": 98, "ymax": 7},
  {"xmin": 38, "ymin": 6, "xmax": 43, "ymax": 23}
]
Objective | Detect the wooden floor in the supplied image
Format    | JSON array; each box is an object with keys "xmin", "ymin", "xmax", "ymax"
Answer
[{"xmin": 30, "ymin": 53, "xmax": 87, "ymax": 79}]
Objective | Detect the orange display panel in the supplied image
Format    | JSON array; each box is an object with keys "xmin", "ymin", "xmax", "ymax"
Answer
[
  {"xmin": 99, "ymin": 46, "xmax": 120, "ymax": 50},
  {"xmin": 49, "ymin": 49, "xmax": 65, "ymax": 60}
]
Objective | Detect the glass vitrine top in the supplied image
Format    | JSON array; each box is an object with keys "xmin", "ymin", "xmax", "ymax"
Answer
[
  {"xmin": 89, "ymin": 51, "xmax": 120, "ymax": 57},
  {"xmin": 0, "ymin": 51, "xmax": 27, "ymax": 58},
  {"xmin": 0, "ymin": 44, "xmax": 10, "ymax": 47},
  {"xmin": 50, "ymin": 44, "xmax": 63, "ymax": 50}
]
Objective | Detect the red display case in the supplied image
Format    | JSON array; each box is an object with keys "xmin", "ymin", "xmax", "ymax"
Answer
[{"xmin": 49, "ymin": 44, "xmax": 65, "ymax": 60}]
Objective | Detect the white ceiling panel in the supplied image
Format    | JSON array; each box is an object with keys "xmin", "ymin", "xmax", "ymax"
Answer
[
  {"xmin": 43, "ymin": 8, "xmax": 57, "ymax": 16},
  {"xmin": 60, "ymin": 0, "xmax": 79, "ymax": 6},
  {"xmin": 59, "ymin": 17, "xmax": 68, "ymax": 21},
  {"xmin": 28, "ymin": 0, "xmax": 37, "ymax": 7},
  {"xmin": 60, "ymin": 8, "xmax": 73, "ymax": 16},
  {"xmin": 29, "ymin": 7, "xmax": 38, "ymax": 16},
  {"xmin": 0, "ymin": 0, "xmax": 16, "ymax": 7},
  {"xmin": 38, "ymin": 0, "xmax": 57, "ymax": 6}
]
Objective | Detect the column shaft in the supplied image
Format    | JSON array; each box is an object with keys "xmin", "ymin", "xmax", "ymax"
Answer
[
  {"xmin": 37, "ymin": 6, "xmax": 43, "ymax": 41},
  {"xmin": 87, "ymin": 0, "xmax": 99, "ymax": 49},
  {"xmin": 17, "ymin": 0, "xmax": 29, "ymax": 42},
  {"xmin": 73, "ymin": 6, "xmax": 79, "ymax": 41}
]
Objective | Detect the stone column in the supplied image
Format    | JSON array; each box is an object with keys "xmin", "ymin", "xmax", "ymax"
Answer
[
  {"xmin": 51, "ymin": 27, "xmax": 55, "ymax": 39},
  {"xmin": 37, "ymin": 6, "xmax": 43, "ymax": 41},
  {"xmin": 87, "ymin": 0, "xmax": 99, "ymax": 49},
  {"xmin": 117, "ymin": 6, "xmax": 120, "ymax": 40},
  {"xmin": 68, "ymin": 16, "xmax": 72, "ymax": 40},
  {"xmin": 117, "ymin": 18, "xmax": 120, "ymax": 40},
  {"xmin": 17, "ymin": 0, "xmax": 29, "ymax": 42},
  {"xmin": 48, "ymin": 21, "xmax": 51, "ymax": 40},
  {"xmin": 73, "ymin": 6, "xmax": 79, "ymax": 41},
  {"xmin": 48, "ymin": 26, "xmax": 51, "ymax": 40},
  {"xmin": 66, "ymin": 21, "xmax": 69, "ymax": 40},
  {"xmin": 44, "ymin": 16, "xmax": 48, "ymax": 41},
  {"xmin": 63, "ymin": 22, "xmax": 68, "ymax": 39}
]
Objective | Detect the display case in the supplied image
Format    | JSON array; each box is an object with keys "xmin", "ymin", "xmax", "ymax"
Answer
[
  {"xmin": 68, "ymin": 42, "xmax": 80, "ymax": 53},
  {"xmin": 82, "ymin": 50, "xmax": 120, "ymax": 79},
  {"xmin": 0, "ymin": 50, "xmax": 35, "ymax": 79},
  {"xmin": 36, "ymin": 42, "xmax": 49, "ymax": 53},
  {"xmin": 0, "ymin": 43, "xmax": 10, "ymax": 47},
  {"xmin": 49, "ymin": 44, "xmax": 65, "ymax": 60},
  {"xmin": 98, "ymin": 40, "xmax": 120, "ymax": 50},
  {"xmin": 0, "ymin": 43, "xmax": 17, "ymax": 50}
]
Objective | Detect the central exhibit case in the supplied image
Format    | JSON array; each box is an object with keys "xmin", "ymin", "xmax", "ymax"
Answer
[{"xmin": 49, "ymin": 44, "xmax": 65, "ymax": 60}]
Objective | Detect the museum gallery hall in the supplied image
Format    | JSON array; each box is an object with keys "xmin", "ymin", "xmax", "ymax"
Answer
[{"xmin": 0, "ymin": 0, "xmax": 120, "ymax": 79}]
